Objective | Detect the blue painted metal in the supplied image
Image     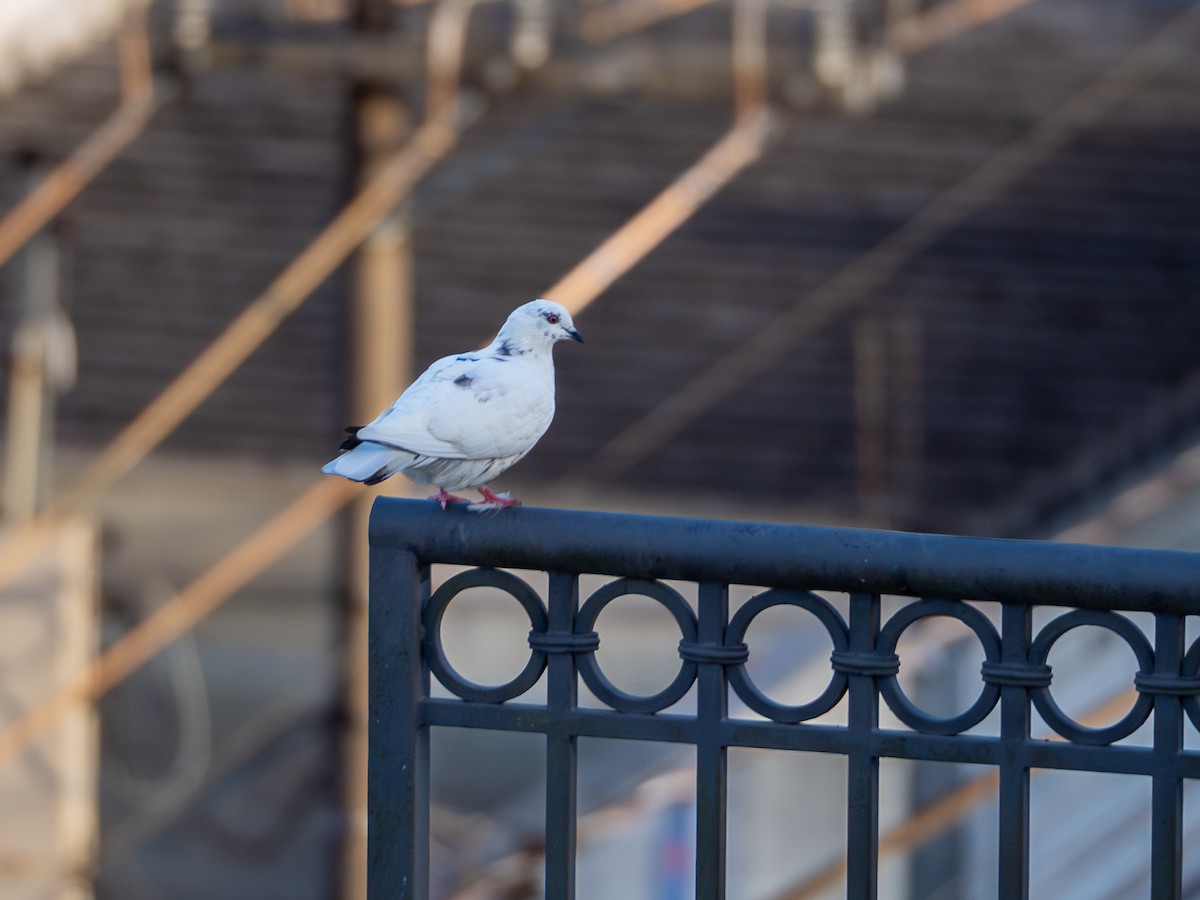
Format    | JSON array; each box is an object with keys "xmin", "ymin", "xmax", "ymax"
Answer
[{"xmin": 367, "ymin": 499, "xmax": 1200, "ymax": 899}]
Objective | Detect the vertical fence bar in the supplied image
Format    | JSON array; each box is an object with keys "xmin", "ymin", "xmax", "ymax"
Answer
[
  {"xmin": 368, "ymin": 543, "xmax": 430, "ymax": 900},
  {"xmin": 695, "ymin": 582, "xmax": 730, "ymax": 900},
  {"xmin": 544, "ymin": 571, "xmax": 580, "ymax": 899},
  {"xmin": 1149, "ymin": 613, "xmax": 1184, "ymax": 900},
  {"xmin": 845, "ymin": 592, "xmax": 881, "ymax": 900},
  {"xmin": 996, "ymin": 603, "xmax": 1032, "ymax": 900}
]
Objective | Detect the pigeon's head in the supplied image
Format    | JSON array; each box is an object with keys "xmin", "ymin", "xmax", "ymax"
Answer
[{"xmin": 499, "ymin": 300, "xmax": 584, "ymax": 351}]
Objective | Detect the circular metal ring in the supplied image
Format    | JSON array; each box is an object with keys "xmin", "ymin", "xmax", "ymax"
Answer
[
  {"xmin": 576, "ymin": 578, "xmax": 698, "ymax": 714},
  {"xmin": 727, "ymin": 588, "xmax": 849, "ymax": 723},
  {"xmin": 877, "ymin": 600, "xmax": 1002, "ymax": 735},
  {"xmin": 424, "ymin": 568, "xmax": 548, "ymax": 703},
  {"xmin": 1029, "ymin": 610, "xmax": 1154, "ymax": 745},
  {"xmin": 1183, "ymin": 637, "xmax": 1200, "ymax": 732}
]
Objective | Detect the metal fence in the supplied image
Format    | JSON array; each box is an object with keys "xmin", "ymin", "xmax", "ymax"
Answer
[{"xmin": 367, "ymin": 498, "xmax": 1200, "ymax": 899}]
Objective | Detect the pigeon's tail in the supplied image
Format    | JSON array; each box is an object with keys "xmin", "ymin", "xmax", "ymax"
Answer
[{"xmin": 322, "ymin": 441, "xmax": 409, "ymax": 486}]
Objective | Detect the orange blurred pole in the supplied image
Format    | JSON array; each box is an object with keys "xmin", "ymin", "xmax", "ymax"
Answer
[
  {"xmin": 545, "ymin": 112, "xmax": 768, "ymax": 315},
  {"xmin": 580, "ymin": 0, "xmax": 719, "ymax": 43},
  {"xmin": 0, "ymin": 17, "xmax": 160, "ymax": 270},
  {"xmin": 548, "ymin": 0, "xmax": 768, "ymax": 314},
  {"xmin": 733, "ymin": 0, "xmax": 767, "ymax": 118}
]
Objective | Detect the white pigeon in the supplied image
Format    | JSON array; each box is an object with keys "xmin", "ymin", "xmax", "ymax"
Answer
[{"xmin": 322, "ymin": 299, "xmax": 583, "ymax": 509}]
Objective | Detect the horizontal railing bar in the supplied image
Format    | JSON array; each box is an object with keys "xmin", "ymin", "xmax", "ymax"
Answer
[
  {"xmin": 423, "ymin": 699, "xmax": 700, "ymax": 742},
  {"xmin": 423, "ymin": 701, "xmax": 1200, "ymax": 776},
  {"xmin": 371, "ymin": 500, "xmax": 1200, "ymax": 613},
  {"xmin": 731, "ymin": 722, "xmax": 1200, "ymax": 776}
]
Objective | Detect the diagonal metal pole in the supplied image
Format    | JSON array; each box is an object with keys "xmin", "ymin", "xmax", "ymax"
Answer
[
  {"xmin": 579, "ymin": 0, "xmax": 720, "ymax": 44},
  {"xmin": 0, "ymin": 16, "xmax": 164, "ymax": 270},
  {"xmin": 548, "ymin": 0, "xmax": 769, "ymax": 314}
]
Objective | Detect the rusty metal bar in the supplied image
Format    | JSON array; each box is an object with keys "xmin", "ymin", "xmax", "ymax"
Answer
[
  {"xmin": 0, "ymin": 17, "xmax": 161, "ymax": 271},
  {"xmin": 580, "ymin": 0, "xmax": 719, "ymax": 44},
  {"xmin": 548, "ymin": 0, "xmax": 769, "ymax": 314},
  {"xmin": 733, "ymin": 0, "xmax": 767, "ymax": 117},
  {"xmin": 545, "ymin": 112, "xmax": 767, "ymax": 314}
]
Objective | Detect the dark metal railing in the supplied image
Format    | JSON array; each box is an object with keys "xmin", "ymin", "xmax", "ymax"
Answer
[{"xmin": 367, "ymin": 499, "xmax": 1200, "ymax": 899}]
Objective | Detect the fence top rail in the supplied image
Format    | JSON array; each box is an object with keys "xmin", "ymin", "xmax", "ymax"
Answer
[{"xmin": 369, "ymin": 498, "xmax": 1200, "ymax": 614}]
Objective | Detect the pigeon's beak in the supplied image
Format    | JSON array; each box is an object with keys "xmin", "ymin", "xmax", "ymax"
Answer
[{"xmin": 567, "ymin": 327, "xmax": 584, "ymax": 343}]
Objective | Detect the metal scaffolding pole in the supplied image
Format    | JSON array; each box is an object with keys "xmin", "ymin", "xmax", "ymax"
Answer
[
  {"xmin": 339, "ymin": 2, "xmax": 418, "ymax": 896},
  {"xmin": 548, "ymin": 0, "xmax": 769, "ymax": 314},
  {"xmin": 579, "ymin": 0, "xmax": 719, "ymax": 43},
  {"xmin": 0, "ymin": 16, "xmax": 161, "ymax": 271}
]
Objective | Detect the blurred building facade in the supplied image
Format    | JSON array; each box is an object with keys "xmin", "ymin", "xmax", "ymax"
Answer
[{"xmin": 0, "ymin": 0, "xmax": 1197, "ymax": 897}]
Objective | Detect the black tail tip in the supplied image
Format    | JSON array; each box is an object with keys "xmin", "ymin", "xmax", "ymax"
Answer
[{"xmin": 339, "ymin": 425, "xmax": 365, "ymax": 452}]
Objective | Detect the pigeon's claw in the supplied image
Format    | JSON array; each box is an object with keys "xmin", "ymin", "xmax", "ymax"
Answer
[
  {"xmin": 467, "ymin": 487, "xmax": 521, "ymax": 512},
  {"xmin": 480, "ymin": 487, "xmax": 520, "ymax": 506},
  {"xmin": 430, "ymin": 488, "xmax": 472, "ymax": 510}
]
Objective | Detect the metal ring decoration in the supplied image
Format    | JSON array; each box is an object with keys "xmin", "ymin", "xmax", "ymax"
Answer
[
  {"xmin": 1029, "ymin": 609, "xmax": 1154, "ymax": 745},
  {"xmin": 1183, "ymin": 637, "xmax": 1200, "ymax": 732},
  {"xmin": 424, "ymin": 568, "xmax": 549, "ymax": 704},
  {"xmin": 877, "ymin": 599, "xmax": 1002, "ymax": 735},
  {"xmin": 726, "ymin": 589, "xmax": 850, "ymax": 724},
  {"xmin": 575, "ymin": 578, "xmax": 698, "ymax": 714}
]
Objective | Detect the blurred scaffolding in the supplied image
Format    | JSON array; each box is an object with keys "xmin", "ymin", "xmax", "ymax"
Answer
[{"xmin": 0, "ymin": 0, "xmax": 1198, "ymax": 897}]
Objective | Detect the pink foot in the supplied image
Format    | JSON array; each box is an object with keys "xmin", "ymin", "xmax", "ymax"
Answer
[
  {"xmin": 429, "ymin": 488, "xmax": 472, "ymax": 510},
  {"xmin": 467, "ymin": 487, "xmax": 521, "ymax": 511}
]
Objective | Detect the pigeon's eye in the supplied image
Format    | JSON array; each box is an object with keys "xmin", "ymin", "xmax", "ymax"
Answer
[{"xmin": 546, "ymin": 314, "xmax": 560, "ymax": 324}]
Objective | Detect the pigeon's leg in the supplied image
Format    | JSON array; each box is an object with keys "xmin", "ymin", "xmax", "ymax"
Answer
[
  {"xmin": 429, "ymin": 488, "xmax": 472, "ymax": 510},
  {"xmin": 466, "ymin": 487, "xmax": 522, "ymax": 512}
]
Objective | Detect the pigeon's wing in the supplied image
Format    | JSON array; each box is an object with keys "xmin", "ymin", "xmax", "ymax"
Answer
[{"xmin": 358, "ymin": 353, "xmax": 553, "ymax": 460}]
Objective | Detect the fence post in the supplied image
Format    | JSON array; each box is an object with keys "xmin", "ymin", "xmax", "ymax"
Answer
[
  {"xmin": 996, "ymin": 603, "xmax": 1033, "ymax": 900},
  {"xmin": 1148, "ymin": 613, "xmax": 1185, "ymax": 900},
  {"xmin": 368, "ymin": 542, "xmax": 430, "ymax": 899},
  {"xmin": 694, "ymin": 581, "xmax": 731, "ymax": 900},
  {"xmin": 844, "ymin": 592, "xmax": 882, "ymax": 900},
  {"xmin": 543, "ymin": 571, "xmax": 580, "ymax": 898}
]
